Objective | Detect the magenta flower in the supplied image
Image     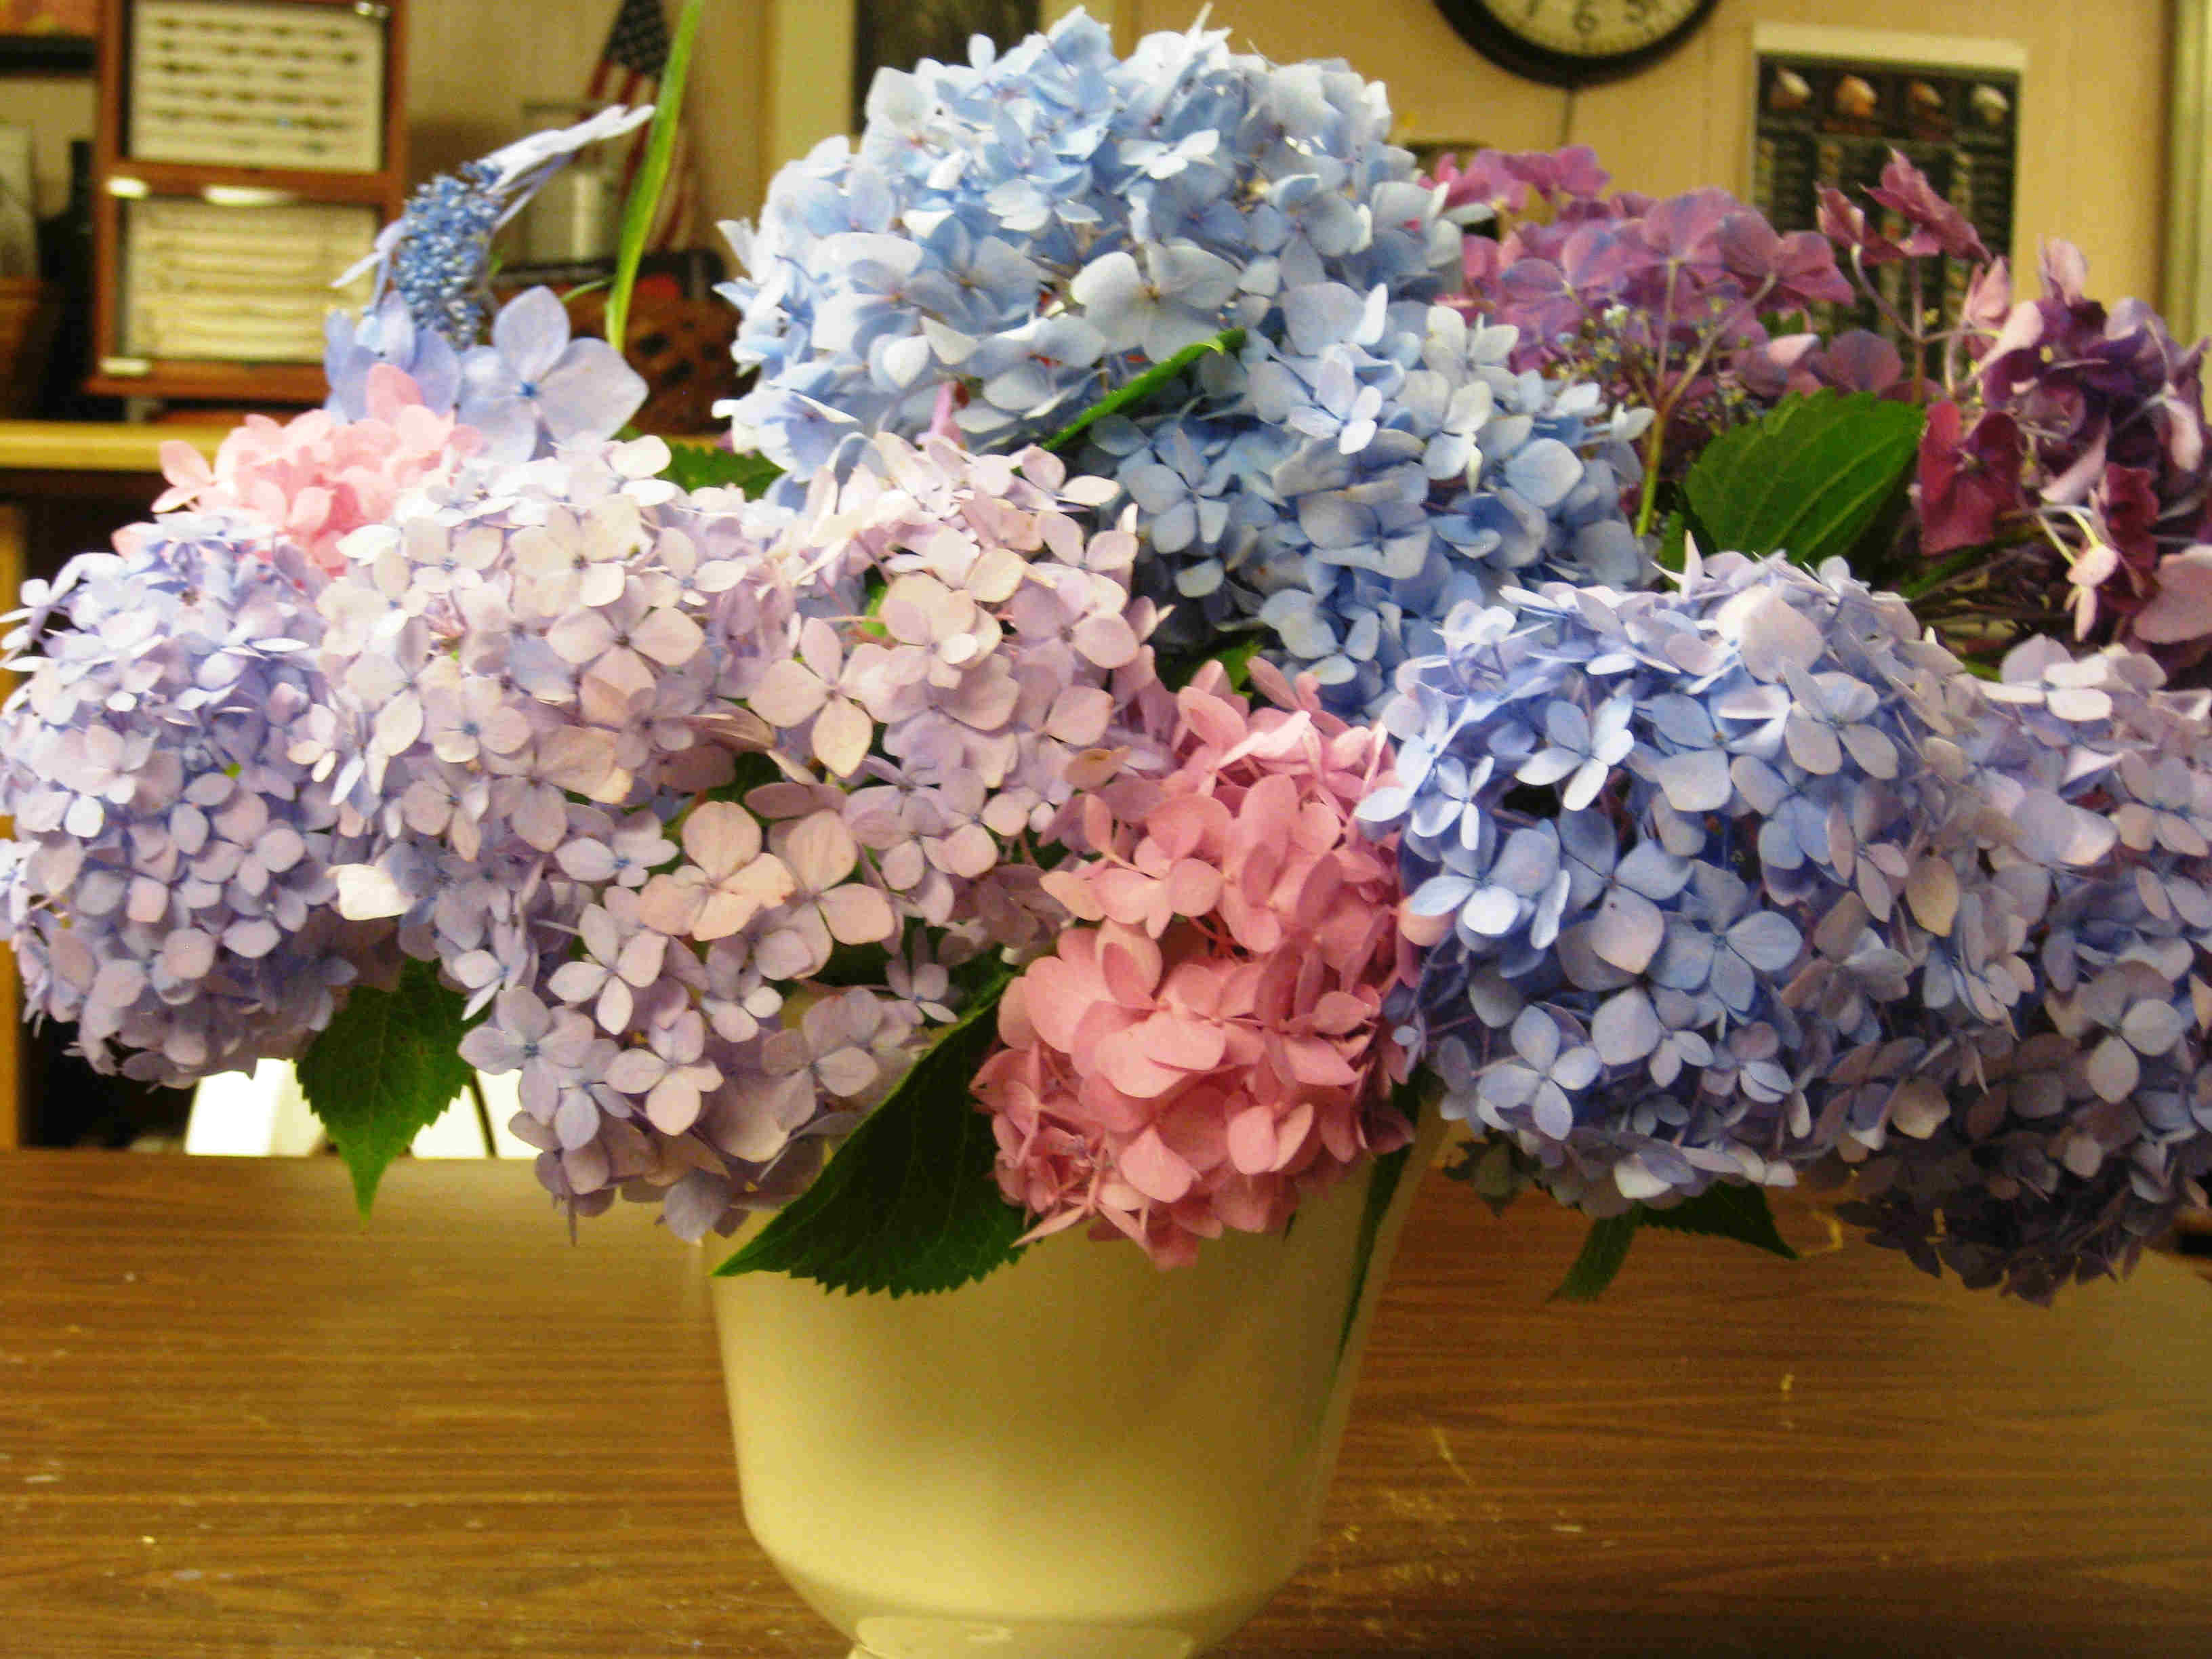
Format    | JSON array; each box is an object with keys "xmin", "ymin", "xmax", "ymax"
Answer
[
  {"xmin": 1916, "ymin": 401, "xmax": 2024, "ymax": 556},
  {"xmin": 1866, "ymin": 150, "xmax": 1990, "ymax": 263}
]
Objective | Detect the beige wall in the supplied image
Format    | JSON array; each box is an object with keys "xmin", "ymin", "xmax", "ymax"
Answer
[
  {"xmin": 409, "ymin": 0, "xmax": 769, "ymax": 241},
  {"xmin": 1132, "ymin": 0, "xmax": 2172, "ymax": 307},
  {"xmin": 8, "ymin": 1, "xmax": 2159, "ymax": 305}
]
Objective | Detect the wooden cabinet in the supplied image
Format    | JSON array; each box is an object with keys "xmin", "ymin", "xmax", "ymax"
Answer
[{"xmin": 85, "ymin": 0, "xmax": 407, "ymax": 405}]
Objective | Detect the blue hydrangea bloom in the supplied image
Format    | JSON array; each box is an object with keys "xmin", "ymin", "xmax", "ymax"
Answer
[
  {"xmin": 341, "ymin": 107, "xmax": 653, "ymax": 356},
  {"xmin": 326, "ymin": 108, "xmax": 653, "ymax": 432},
  {"xmin": 720, "ymin": 12, "xmax": 1645, "ymax": 719},
  {"xmin": 1088, "ymin": 304, "xmax": 1650, "ymax": 717},
  {"xmin": 721, "ymin": 14, "xmax": 1459, "ymax": 470},
  {"xmin": 1357, "ymin": 550, "xmax": 2009, "ymax": 1215}
]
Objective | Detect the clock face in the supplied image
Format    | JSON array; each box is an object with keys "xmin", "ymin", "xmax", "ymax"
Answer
[{"xmin": 1437, "ymin": 0, "xmax": 1720, "ymax": 87}]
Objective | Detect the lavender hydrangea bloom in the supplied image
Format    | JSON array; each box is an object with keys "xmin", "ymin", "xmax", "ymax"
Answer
[
  {"xmin": 456, "ymin": 287, "xmax": 647, "ymax": 464},
  {"xmin": 1359, "ymin": 550, "xmax": 2008, "ymax": 1215},
  {"xmin": 0, "ymin": 518, "xmax": 388, "ymax": 1083},
  {"xmin": 313, "ymin": 430, "xmax": 1164, "ymax": 1240},
  {"xmin": 304, "ymin": 435, "xmax": 886, "ymax": 1225},
  {"xmin": 325, "ymin": 294, "xmax": 463, "ymax": 421}
]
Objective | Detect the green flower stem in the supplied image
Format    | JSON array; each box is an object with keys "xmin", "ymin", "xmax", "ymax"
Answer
[
  {"xmin": 605, "ymin": 0, "xmax": 705, "ymax": 354},
  {"xmin": 466, "ymin": 1073, "xmax": 495, "ymax": 1155},
  {"xmin": 1041, "ymin": 328, "xmax": 1246, "ymax": 454},
  {"xmin": 1899, "ymin": 545, "xmax": 1992, "ymax": 600}
]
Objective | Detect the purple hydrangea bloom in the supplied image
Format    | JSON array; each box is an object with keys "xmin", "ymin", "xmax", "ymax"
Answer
[
  {"xmin": 1444, "ymin": 146, "xmax": 1855, "ymax": 489},
  {"xmin": 1837, "ymin": 637, "xmax": 2212, "ymax": 1300},
  {"xmin": 1908, "ymin": 239, "xmax": 2212, "ymax": 682},
  {"xmin": 0, "ymin": 518, "xmax": 389, "ymax": 1083}
]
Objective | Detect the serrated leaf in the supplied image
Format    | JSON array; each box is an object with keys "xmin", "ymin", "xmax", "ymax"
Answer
[
  {"xmin": 1683, "ymin": 392, "xmax": 1925, "ymax": 575},
  {"xmin": 1639, "ymin": 1182, "xmax": 1799, "ymax": 1260},
  {"xmin": 298, "ymin": 958, "xmax": 476, "ymax": 1215},
  {"xmin": 1549, "ymin": 1212, "xmax": 1640, "ymax": 1303},
  {"xmin": 714, "ymin": 974, "xmax": 1026, "ymax": 1296},
  {"xmin": 1042, "ymin": 327, "xmax": 1246, "ymax": 455},
  {"xmin": 605, "ymin": 0, "xmax": 704, "ymax": 353},
  {"xmin": 659, "ymin": 442, "xmax": 785, "ymax": 498}
]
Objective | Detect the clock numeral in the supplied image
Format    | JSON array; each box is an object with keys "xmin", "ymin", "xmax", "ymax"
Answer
[
  {"xmin": 1574, "ymin": 0, "xmax": 1600, "ymax": 33},
  {"xmin": 1626, "ymin": 0, "xmax": 1657, "ymax": 21}
]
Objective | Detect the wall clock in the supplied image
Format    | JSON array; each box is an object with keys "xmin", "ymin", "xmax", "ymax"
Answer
[{"xmin": 1435, "ymin": 0, "xmax": 1721, "ymax": 89}]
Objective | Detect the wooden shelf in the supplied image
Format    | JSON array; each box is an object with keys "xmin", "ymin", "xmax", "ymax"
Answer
[
  {"xmin": 85, "ymin": 359, "xmax": 328, "ymax": 403},
  {"xmin": 104, "ymin": 157, "xmax": 395, "ymax": 206},
  {"xmin": 0, "ymin": 419, "xmax": 226, "ymax": 471}
]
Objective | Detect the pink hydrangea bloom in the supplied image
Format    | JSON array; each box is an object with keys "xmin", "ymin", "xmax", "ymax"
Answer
[
  {"xmin": 150, "ymin": 363, "xmax": 482, "ymax": 575},
  {"xmin": 974, "ymin": 659, "xmax": 1414, "ymax": 1266}
]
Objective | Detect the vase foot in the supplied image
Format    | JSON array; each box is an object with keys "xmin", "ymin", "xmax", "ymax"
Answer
[{"xmin": 846, "ymin": 1616, "xmax": 1199, "ymax": 1658}]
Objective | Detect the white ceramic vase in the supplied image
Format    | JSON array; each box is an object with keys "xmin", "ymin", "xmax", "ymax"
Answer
[{"xmin": 709, "ymin": 1112, "xmax": 1438, "ymax": 1659}]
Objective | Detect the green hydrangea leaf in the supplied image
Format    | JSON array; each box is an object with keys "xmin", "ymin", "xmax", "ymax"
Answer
[
  {"xmin": 659, "ymin": 442, "xmax": 785, "ymax": 498},
  {"xmin": 1639, "ymin": 1182, "xmax": 1798, "ymax": 1260},
  {"xmin": 714, "ymin": 974, "xmax": 1026, "ymax": 1296},
  {"xmin": 1657, "ymin": 506, "xmax": 1694, "ymax": 575},
  {"xmin": 1549, "ymin": 1212, "xmax": 1641, "ymax": 1303},
  {"xmin": 1212, "ymin": 631, "xmax": 1267, "ymax": 690},
  {"xmin": 298, "ymin": 958, "xmax": 476, "ymax": 1215},
  {"xmin": 1156, "ymin": 628, "xmax": 1267, "ymax": 691},
  {"xmin": 1682, "ymin": 392, "xmax": 1925, "ymax": 577},
  {"xmin": 1549, "ymin": 1183, "xmax": 1797, "ymax": 1305}
]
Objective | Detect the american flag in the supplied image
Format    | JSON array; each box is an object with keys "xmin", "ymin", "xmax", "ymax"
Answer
[{"xmin": 585, "ymin": 0, "xmax": 694, "ymax": 250}]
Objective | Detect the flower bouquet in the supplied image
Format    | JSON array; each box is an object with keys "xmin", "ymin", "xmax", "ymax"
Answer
[{"xmin": 8, "ymin": 7, "xmax": 2212, "ymax": 1653}]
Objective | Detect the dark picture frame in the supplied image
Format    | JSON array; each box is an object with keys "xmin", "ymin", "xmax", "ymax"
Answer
[
  {"xmin": 0, "ymin": 33, "xmax": 94, "ymax": 72},
  {"xmin": 851, "ymin": 0, "xmax": 1038, "ymax": 129},
  {"xmin": 0, "ymin": 0, "xmax": 95, "ymax": 71}
]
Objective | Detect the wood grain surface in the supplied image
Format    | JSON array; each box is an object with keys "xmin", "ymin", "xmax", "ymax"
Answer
[{"xmin": 3, "ymin": 1149, "xmax": 2211, "ymax": 1658}]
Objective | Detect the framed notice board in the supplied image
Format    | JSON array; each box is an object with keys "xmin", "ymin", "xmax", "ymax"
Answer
[{"xmin": 1749, "ymin": 25, "xmax": 2024, "ymax": 337}]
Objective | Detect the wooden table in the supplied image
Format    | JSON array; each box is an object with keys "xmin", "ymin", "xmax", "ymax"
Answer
[{"xmin": 3, "ymin": 1153, "xmax": 2211, "ymax": 1658}]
